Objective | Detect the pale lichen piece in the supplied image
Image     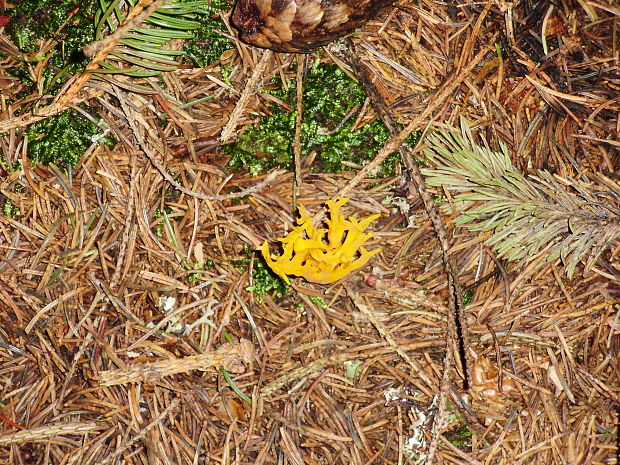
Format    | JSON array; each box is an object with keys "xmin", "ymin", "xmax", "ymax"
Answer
[{"xmin": 258, "ymin": 197, "xmax": 381, "ymax": 284}]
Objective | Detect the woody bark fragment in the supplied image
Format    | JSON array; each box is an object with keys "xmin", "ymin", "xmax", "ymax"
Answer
[{"xmin": 99, "ymin": 340, "xmax": 254, "ymax": 386}]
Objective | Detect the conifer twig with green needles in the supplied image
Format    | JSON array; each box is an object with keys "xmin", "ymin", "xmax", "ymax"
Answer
[
  {"xmin": 421, "ymin": 119, "xmax": 620, "ymax": 280},
  {"xmin": 0, "ymin": 0, "xmax": 220, "ymax": 133}
]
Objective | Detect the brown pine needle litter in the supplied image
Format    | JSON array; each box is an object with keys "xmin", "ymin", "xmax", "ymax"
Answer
[{"xmin": 0, "ymin": 0, "xmax": 618, "ymax": 464}]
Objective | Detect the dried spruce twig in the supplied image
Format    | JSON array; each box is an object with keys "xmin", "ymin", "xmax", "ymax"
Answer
[{"xmin": 99, "ymin": 340, "xmax": 254, "ymax": 386}]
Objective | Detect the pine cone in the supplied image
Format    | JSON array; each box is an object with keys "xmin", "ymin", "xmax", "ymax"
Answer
[{"xmin": 231, "ymin": 0, "xmax": 395, "ymax": 53}]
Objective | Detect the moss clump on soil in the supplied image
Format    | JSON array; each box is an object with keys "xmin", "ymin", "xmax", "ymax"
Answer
[
  {"xmin": 445, "ymin": 426, "xmax": 472, "ymax": 450},
  {"xmin": 309, "ymin": 296, "xmax": 328, "ymax": 309},
  {"xmin": 5, "ymin": 0, "xmax": 98, "ymax": 92},
  {"xmin": 233, "ymin": 245, "xmax": 289, "ymax": 301},
  {"xmin": 188, "ymin": 260, "xmax": 215, "ymax": 283},
  {"xmin": 461, "ymin": 289, "xmax": 474, "ymax": 305},
  {"xmin": 2, "ymin": 199, "xmax": 20, "ymax": 218},
  {"xmin": 26, "ymin": 108, "xmax": 110, "ymax": 167},
  {"xmin": 226, "ymin": 62, "xmax": 401, "ymax": 176},
  {"xmin": 182, "ymin": 0, "xmax": 234, "ymax": 67},
  {"xmin": 246, "ymin": 257, "xmax": 289, "ymax": 302}
]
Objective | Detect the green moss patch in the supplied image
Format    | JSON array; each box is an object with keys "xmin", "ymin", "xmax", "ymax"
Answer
[
  {"xmin": 445, "ymin": 426, "xmax": 472, "ymax": 450},
  {"xmin": 5, "ymin": 0, "xmax": 98, "ymax": 91},
  {"xmin": 182, "ymin": 0, "xmax": 233, "ymax": 67},
  {"xmin": 232, "ymin": 245, "xmax": 289, "ymax": 302},
  {"xmin": 26, "ymin": 108, "xmax": 110, "ymax": 167},
  {"xmin": 226, "ymin": 62, "xmax": 402, "ymax": 176}
]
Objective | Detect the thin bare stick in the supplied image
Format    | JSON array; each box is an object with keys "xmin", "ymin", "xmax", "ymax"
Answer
[{"xmin": 292, "ymin": 55, "xmax": 305, "ymax": 211}]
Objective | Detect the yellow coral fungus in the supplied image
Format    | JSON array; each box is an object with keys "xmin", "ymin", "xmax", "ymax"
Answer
[{"xmin": 258, "ymin": 197, "xmax": 381, "ymax": 284}]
